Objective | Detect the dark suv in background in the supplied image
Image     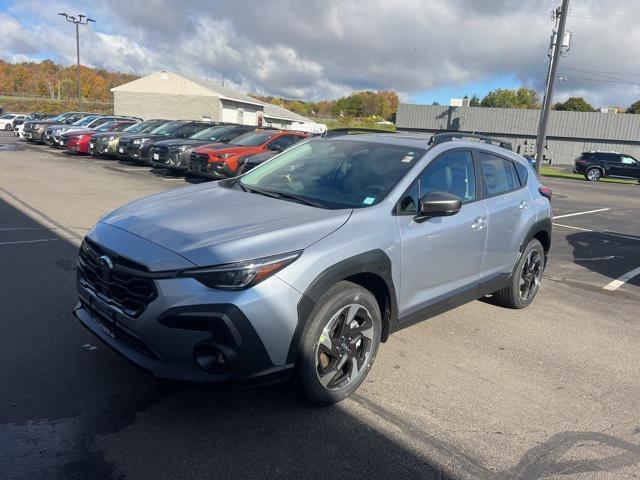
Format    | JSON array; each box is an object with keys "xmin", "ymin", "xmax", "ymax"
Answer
[
  {"xmin": 118, "ymin": 120, "xmax": 214, "ymax": 163},
  {"xmin": 149, "ymin": 124, "xmax": 256, "ymax": 173},
  {"xmin": 574, "ymin": 151, "xmax": 640, "ymax": 182},
  {"xmin": 90, "ymin": 119, "xmax": 170, "ymax": 157}
]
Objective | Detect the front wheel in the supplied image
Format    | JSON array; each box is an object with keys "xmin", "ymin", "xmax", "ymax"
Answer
[
  {"xmin": 586, "ymin": 168, "xmax": 602, "ymax": 182},
  {"xmin": 4, "ymin": 124, "xmax": 12, "ymax": 131},
  {"xmin": 295, "ymin": 281, "xmax": 381, "ymax": 405},
  {"xmin": 494, "ymin": 239, "xmax": 545, "ymax": 309}
]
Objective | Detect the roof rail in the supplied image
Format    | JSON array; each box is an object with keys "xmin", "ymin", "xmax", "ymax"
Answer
[
  {"xmin": 322, "ymin": 127, "xmax": 396, "ymax": 138},
  {"xmin": 429, "ymin": 132, "xmax": 512, "ymax": 151}
]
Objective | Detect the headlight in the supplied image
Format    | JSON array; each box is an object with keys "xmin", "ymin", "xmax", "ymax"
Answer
[
  {"xmin": 133, "ymin": 137, "xmax": 150, "ymax": 145},
  {"xmin": 182, "ymin": 251, "xmax": 301, "ymax": 290},
  {"xmin": 108, "ymin": 135, "xmax": 115, "ymax": 141},
  {"xmin": 218, "ymin": 153, "xmax": 234, "ymax": 160}
]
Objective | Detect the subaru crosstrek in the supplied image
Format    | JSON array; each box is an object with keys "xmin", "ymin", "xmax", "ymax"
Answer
[{"xmin": 74, "ymin": 133, "xmax": 552, "ymax": 404}]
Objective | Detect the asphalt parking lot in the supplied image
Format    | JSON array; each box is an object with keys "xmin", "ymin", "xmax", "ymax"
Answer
[{"xmin": 1, "ymin": 131, "xmax": 640, "ymax": 480}]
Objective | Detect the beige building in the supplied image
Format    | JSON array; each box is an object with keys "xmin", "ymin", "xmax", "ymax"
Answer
[{"xmin": 111, "ymin": 70, "xmax": 323, "ymax": 133}]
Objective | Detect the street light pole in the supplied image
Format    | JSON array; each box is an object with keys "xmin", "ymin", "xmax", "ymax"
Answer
[
  {"xmin": 534, "ymin": 0, "xmax": 569, "ymax": 174},
  {"xmin": 58, "ymin": 13, "xmax": 96, "ymax": 111}
]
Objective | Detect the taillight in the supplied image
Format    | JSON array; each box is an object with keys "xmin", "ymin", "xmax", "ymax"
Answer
[
  {"xmin": 538, "ymin": 186, "xmax": 552, "ymax": 200},
  {"xmin": 575, "ymin": 158, "xmax": 587, "ymax": 164}
]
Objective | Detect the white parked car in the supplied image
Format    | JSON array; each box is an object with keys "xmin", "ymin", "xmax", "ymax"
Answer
[{"xmin": 0, "ymin": 114, "xmax": 27, "ymax": 131}]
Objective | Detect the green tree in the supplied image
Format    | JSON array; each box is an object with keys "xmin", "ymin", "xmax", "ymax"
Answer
[
  {"xmin": 481, "ymin": 88, "xmax": 539, "ymax": 109},
  {"xmin": 554, "ymin": 97, "xmax": 595, "ymax": 112},
  {"xmin": 470, "ymin": 94, "xmax": 481, "ymax": 106},
  {"xmin": 626, "ymin": 100, "xmax": 640, "ymax": 114}
]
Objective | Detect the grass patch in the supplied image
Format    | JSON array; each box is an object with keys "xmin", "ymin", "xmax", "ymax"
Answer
[{"xmin": 540, "ymin": 166, "xmax": 637, "ymax": 185}]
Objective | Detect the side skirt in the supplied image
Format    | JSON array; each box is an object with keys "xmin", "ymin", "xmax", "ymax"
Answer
[{"xmin": 390, "ymin": 274, "xmax": 510, "ymax": 334}]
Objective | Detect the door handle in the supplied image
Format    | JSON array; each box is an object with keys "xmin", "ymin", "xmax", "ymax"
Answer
[
  {"xmin": 519, "ymin": 200, "xmax": 528, "ymax": 210},
  {"xmin": 471, "ymin": 217, "xmax": 487, "ymax": 229}
]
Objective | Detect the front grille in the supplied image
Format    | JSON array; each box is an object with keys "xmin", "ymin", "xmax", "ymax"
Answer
[
  {"xmin": 77, "ymin": 239, "xmax": 157, "ymax": 318},
  {"xmin": 119, "ymin": 139, "xmax": 130, "ymax": 148}
]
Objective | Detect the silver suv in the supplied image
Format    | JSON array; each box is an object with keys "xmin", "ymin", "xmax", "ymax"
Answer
[{"xmin": 74, "ymin": 133, "xmax": 552, "ymax": 404}]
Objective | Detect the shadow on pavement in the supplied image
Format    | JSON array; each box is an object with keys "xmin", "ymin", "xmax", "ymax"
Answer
[{"xmin": 565, "ymin": 231, "xmax": 640, "ymax": 287}]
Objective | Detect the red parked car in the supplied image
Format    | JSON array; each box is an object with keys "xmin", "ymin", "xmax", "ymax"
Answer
[
  {"xmin": 64, "ymin": 120, "xmax": 138, "ymax": 155},
  {"xmin": 188, "ymin": 129, "xmax": 308, "ymax": 179}
]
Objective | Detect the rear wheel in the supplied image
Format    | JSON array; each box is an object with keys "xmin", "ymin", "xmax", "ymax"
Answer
[
  {"xmin": 494, "ymin": 239, "xmax": 544, "ymax": 309},
  {"xmin": 295, "ymin": 281, "xmax": 381, "ymax": 405},
  {"xmin": 4, "ymin": 124, "xmax": 12, "ymax": 131},
  {"xmin": 586, "ymin": 168, "xmax": 602, "ymax": 181}
]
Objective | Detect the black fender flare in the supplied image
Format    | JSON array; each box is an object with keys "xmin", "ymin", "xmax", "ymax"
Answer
[{"xmin": 286, "ymin": 249, "xmax": 398, "ymax": 363}]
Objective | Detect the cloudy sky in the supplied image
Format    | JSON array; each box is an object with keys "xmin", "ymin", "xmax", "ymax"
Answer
[{"xmin": 1, "ymin": 0, "xmax": 640, "ymax": 107}]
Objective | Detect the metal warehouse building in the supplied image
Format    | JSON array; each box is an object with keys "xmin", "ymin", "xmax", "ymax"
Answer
[
  {"xmin": 112, "ymin": 70, "xmax": 321, "ymax": 132},
  {"xmin": 396, "ymin": 104, "xmax": 640, "ymax": 165}
]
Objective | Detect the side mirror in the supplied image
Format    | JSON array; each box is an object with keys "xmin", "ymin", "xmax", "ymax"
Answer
[
  {"xmin": 268, "ymin": 144, "xmax": 283, "ymax": 152},
  {"xmin": 414, "ymin": 191, "xmax": 462, "ymax": 223}
]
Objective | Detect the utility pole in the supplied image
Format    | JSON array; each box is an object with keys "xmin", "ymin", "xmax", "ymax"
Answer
[
  {"xmin": 58, "ymin": 13, "xmax": 96, "ymax": 110},
  {"xmin": 535, "ymin": 0, "xmax": 569, "ymax": 174}
]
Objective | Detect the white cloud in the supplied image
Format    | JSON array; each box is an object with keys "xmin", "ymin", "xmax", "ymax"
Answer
[{"xmin": 1, "ymin": 0, "xmax": 640, "ymax": 107}]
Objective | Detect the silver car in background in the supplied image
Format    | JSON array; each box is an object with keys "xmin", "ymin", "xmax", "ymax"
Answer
[{"xmin": 74, "ymin": 133, "xmax": 552, "ymax": 404}]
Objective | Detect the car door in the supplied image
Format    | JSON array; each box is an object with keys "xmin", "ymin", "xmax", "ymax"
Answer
[
  {"xmin": 612, "ymin": 155, "xmax": 640, "ymax": 179},
  {"xmin": 396, "ymin": 149, "xmax": 488, "ymax": 316},
  {"xmin": 478, "ymin": 151, "xmax": 537, "ymax": 280}
]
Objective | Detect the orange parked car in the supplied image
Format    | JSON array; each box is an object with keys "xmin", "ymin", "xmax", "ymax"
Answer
[{"xmin": 188, "ymin": 129, "xmax": 308, "ymax": 179}]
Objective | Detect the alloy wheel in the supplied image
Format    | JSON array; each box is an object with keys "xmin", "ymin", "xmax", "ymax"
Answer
[
  {"xmin": 519, "ymin": 249, "xmax": 542, "ymax": 302},
  {"xmin": 587, "ymin": 169, "xmax": 601, "ymax": 181},
  {"xmin": 315, "ymin": 303, "xmax": 374, "ymax": 390}
]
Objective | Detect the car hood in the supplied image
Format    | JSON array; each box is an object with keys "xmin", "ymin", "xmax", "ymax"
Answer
[
  {"xmin": 63, "ymin": 128, "xmax": 94, "ymax": 136},
  {"xmin": 100, "ymin": 182, "xmax": 352, "ymax": 267},
  {"xmin": 154, "ymin": 139, "xmax": 212, "ymax": 148}
]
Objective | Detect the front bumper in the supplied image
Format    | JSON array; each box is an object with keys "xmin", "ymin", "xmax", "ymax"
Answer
[
  {"xmin": 74, "ymin": 235, "xmax": 302, "ymax": 381},
  {"xmin": 149, "ymin": 149, "xmax": 191, "ymax": 171},
  {"xmin": 118, "ymin": 143, "xmax": 150, "ymax": 162},
  {"xmin": 188, "ymin": 159, "xmax": 236, "ymax": 179}
]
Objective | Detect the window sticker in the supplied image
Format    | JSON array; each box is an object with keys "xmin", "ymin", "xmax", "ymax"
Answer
[
  {"xmin": 401, "ymin": 154, "xmax": 414, "ymax": 163},
  {"xmin": 363, "ymin": 197, "xmax": 376, "ymax": 205}
]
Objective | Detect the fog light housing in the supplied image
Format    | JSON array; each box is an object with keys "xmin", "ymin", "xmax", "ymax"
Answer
[{"xmin": 193, "ymin": 342, "xmax": 238, "ymax": 373}]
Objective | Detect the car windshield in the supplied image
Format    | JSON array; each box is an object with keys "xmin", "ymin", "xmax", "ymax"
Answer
[
  {"xmin": 231, "ymin": 131, "xmax": 275, "ymax": 146},
  {"xmin": 239, "ymin": 139, "xmax": 426, "ymax": 209},
  {"xmin": 190, "ymin": 125, "xmax": 234, "ymax": 141},
  {"xmin": 71, "ymin": 115, "xmax": 99, "ymax": 126},
  {"xmin": 96, "ymin": 121, "xmax": 119, "ymax": 132},
  {"xmin": 123, "ymin": 121, "xmax": 153, "ymax": 133},
  {"xmin": 149, "ymin": 121, "xmax": 184, "ymax": 136},
  {"xmin": 112, "ymin": 122, "xmax": 134, "ymax": 132},
  {"xmin": 1, "ymin": 114, "xmax": 16, "ymax": 119}
]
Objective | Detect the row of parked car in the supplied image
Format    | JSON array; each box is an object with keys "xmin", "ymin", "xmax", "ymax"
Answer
[
  {"xmin": 1, "ymin": 112, "xmax": 55, "ymax": 132},
  {"xmin": 20, "ymin": 112, "xmax": 311, "ymax": 180}
]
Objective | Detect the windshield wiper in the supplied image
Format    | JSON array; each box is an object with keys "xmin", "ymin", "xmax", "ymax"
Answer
[
  {"xmin": 270, "ymin": 191, "xmax": 325, "ymax": 208},
  {"xmin": 239, "ymin": 183, "xmax": 324, "ymax": 208}
]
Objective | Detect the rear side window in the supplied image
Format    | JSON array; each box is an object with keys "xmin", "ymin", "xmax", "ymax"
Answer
[
  {"xmin": 478, "ymin": 152, "xmax": 516, "ymax": 196},
  {"xmin": 514, "ymin": 161, "xmax": 529, "ymax": 186}
]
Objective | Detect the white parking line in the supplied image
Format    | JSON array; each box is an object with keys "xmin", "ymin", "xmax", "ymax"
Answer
[
  {"xmin": 0, "ymin": 237, "xmax": 75, "ymax": 246},
  {"xmin": 603, "ymin": 266, "xmax": 640, "ymax": 291},
  {"xmin": 554, "ymin": 208, "xmax": 610, "ymax": 219},
  {"xmin": 553, "ymin": 223, "xmax": 593, "ymax": 232},
  {"xmin": 553, "ymin": 223, "xmax": 640, "ymax": 242}
]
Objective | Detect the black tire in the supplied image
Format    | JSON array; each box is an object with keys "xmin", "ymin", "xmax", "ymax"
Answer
[
  {"xmin": 494, "ymin": 239, "xmax": 545, "ymax": 309},
  {"xmin": 585, "ymin": 167, "xmax": 602, "ymax": 182},
  {"xmin": 4, "ymin": 124, "xmax": 12, "ymax": 131},
  {"xmin": 295, "ymin": 281, "xmax": 381, "ymax": 405}
]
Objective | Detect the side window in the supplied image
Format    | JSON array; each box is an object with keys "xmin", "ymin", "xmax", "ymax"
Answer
[
  {"xmin": 514, "ymin": 161, "xmax": 529, "ymax": 186},
  {"xmin": 396, "ymin": 150, "xmax": 475, "ymax": 215},
  {"xmin": 605, "ymin": 153, "xmax": 620, "ymax": 163},
  {"xmin": 269, "ymin": 135, "xmax": 300, "ymax": 150},
  {"xmin": 621, "ymin": 156, "xmax": 637, "ymax": 165},
  {"xmin": 478, "ymin": 152, "xmax": 516, "ymax": 196}
]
